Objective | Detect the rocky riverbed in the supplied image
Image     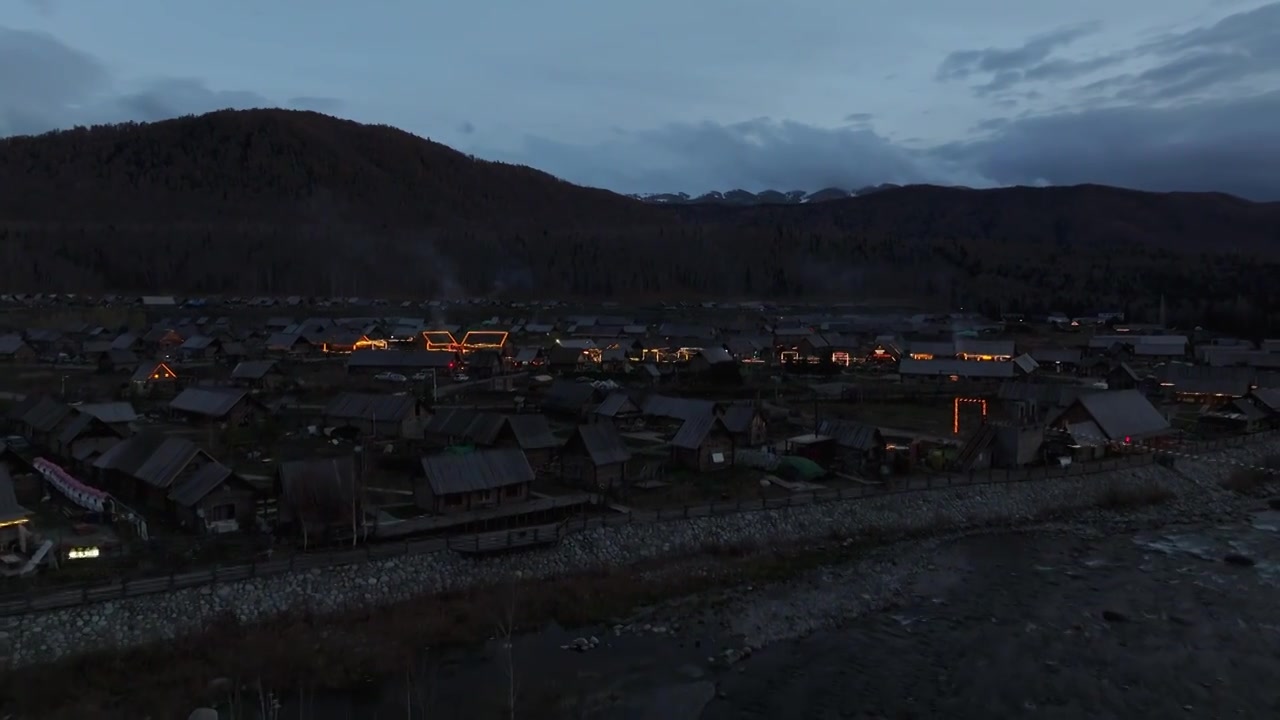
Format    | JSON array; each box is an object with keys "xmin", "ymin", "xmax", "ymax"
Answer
[
  {"xmin": 12, "ymin": 439, "xmax": 1274, "ymax": 668},
  {"xmin": 257, "ymin": 502, "xmax": 1280, "ymax": 719}
]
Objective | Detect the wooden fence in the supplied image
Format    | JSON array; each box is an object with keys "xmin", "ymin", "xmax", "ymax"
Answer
[{"xmin": 0, "ymin": 431, "xmax": 1265, "ymax": 617}]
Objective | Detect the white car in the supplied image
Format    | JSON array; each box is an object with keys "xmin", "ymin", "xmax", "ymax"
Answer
[
  {"xmin": 410, "ymin": 370, "xmax": 430, "ymax": 381},
  {"xmin": 374, "ymin": 371, "xmax": 408, "ymax": 383},
  {"xmin": 453, "ymin": 373, "xmax": 470, "ymax": 382}
]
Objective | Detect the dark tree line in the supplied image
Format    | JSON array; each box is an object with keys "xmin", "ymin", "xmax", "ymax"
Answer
[{"xmin": 3, "ymin": 110, "xmax": 1280, "ymax": 334}]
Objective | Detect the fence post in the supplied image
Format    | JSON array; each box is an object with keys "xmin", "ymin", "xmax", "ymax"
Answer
[
  {"xmin": 474, "ymin": 535, "xmax": 480, "ymax": 552},
  {"xmin": 80, "ymin": 586, "xmax": 88, "ymax": 604},
  {"xmin": 120, "ymin": 579, "xmax": 128, "ymax": 598},
  {"xmin": 168, "ymin": 573, "xmax": 176, "ymax": 591}
]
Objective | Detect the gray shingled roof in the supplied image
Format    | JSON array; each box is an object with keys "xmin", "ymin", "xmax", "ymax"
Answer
[
  {"xmin": 571, "ymin": 422, "xmax": 631, "ymax": 466},
  {"xmin": 231, "ymin": 359, "xmax": 278, "ymax": 379},
  {"xmin": 641, "ymin": 394, "xmax": 716, "ymax": 421},
  {"xmin": 21, "ymin": 396, "xmax": 72, "ymax": 433},
  {"xmin": 324, "ymin": 392, "xmax": 416, "ymax": 422},
  {"xmin": 78, "ymin": 402, "xmax": 139, "ymax": 425},
  {"xmin": 418, "ymin": 448, "xmax": 534, "ymax": 497},
  {"xmin": 671, "ymin": 412, "xmax": 729, "ymax": 450},
  {"xmin": 816, "ymin": 418, "xmax": 882, "ymax": 451},
  {"xmin": 1074, "ymin": 390, "xmax": 1171, "ymax": 441},
  {"xmin": 897, "ymin": 358, "xmax": 1017, "ymax": 378},
  {"xmin": 0, "ymin": 334, "xmax": 28, "ymax": 355},
  {"xmin": 506, "ymin": 414, "xmax": 558, "ymax": 450},
  {"xmin": 595, "ymin": 392, "xmax": 641, "ymax": 418},
  {"xmin": 133, "ymin": 437, "xmax": 203, "ymax": 489},
  {"xmin": 167, "ymin": 462, "xmax": 236, "ymax": 507},
  {"xmin": 170, "ymin": 387, "xmax": 248, "ymax": 418}
]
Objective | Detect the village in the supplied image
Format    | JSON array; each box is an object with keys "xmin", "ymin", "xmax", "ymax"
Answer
[{"xmin": 1, "ymin": 293, "xmax": 1277, "ymax": 599}]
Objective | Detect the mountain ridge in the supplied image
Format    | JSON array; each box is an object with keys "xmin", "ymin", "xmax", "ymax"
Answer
[
  {"xmin": 627, "ymin": 184, "xmax": 903, "ymax": 205},
  {"xmin": 1, "ymin": 109, "xmax": 1277, "ymax": 330}
]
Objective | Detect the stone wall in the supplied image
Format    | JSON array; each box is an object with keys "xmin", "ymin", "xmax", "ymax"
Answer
[{"xmin": 3, "ymin": 439, "xmax": 1275, "ymax": 668}]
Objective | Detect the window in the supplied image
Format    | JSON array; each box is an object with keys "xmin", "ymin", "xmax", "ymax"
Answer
[
  {"xmin": 444, "ymin": 494, "xmax": 463, "ymax": 506},
  {"xmin": 711, "ymin": 452, "xmax": 725, "ymax": 464},
  {"xmin": 504, "ymin": 484, "xmax": 522, "ymax": 498},
  {"xmin": 208, "ymin": 504, "xmax": 236, "ymax": 521},
  {"xmin": 476, "ymin": 490, "xmax": 494, "ymax": 504}
]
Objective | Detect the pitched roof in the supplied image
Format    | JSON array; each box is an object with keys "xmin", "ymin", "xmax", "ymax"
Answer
[
  {"xmin": 671, "ymin": 412, "xmax": 730, "ymax": 450},
  {"xmin": 231, "ymin": 359, "xmax": 279, "ymax": 379},
  {"xmin": 167, "ymin": 462, "xmax": 238, "ymax": 507},
  {"xmin": 1073, "ymin": 390, "xmax": 1171, "ymax": 441},
  {"xmin": 505, "ymin": 414, "xmax": 558, "ymax": 450},
  {"xmin": 78, "ymin": 402, "xmax": 139, "ymax": 424},
  {"xmin": 569, "ymin": 422, "xmax": 631, "ymax": 466},
  {"xmin": 323, "ymin": 392, "xmax": 417, "ymax": 422},
  {"xmin": 418, "ymin": 448, "xmax": 534, "ymax": 497},
  {"xmin": 169, "ymin": 387, "xmax": 248, "ymax": 418}
]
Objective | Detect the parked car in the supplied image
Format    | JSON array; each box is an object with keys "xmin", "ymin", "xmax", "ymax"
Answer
[
  {"xmin": 453, "ymin": 373, "xmax": 470, "ymax": 382},
  {"xmin": 410, "ymin": 370, "xmax": 431, "ymax": 381},
  {"xmin": 374, "ymin": 371, "xmax": 408, "ymax": 383}
]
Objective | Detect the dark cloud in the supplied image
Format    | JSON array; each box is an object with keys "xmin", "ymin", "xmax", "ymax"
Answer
[
  {"xmin": 0, "ymin": 26, "xmax": 337, "ymax": 136},
  {"xmin": 942, "ymin": 3, "xmax": 1280, "ymax": 102},
  {"xmin": 457, "ymin": 120, "xmax": 476, "ymax": 135},
  {"xmin": 481, "ymin": 3, "xmax": 1280, "ymax": 202},
  {"xmin": 475, "ymin": 118, "xmax": 982, "ymax": 195},
  {"xmin": 843, "ymin": 113, "xmax": 874, "ymax": 125},
  {"xmin": 936, "ymin": 22, "xmax": 1103, "ymax": 82}
]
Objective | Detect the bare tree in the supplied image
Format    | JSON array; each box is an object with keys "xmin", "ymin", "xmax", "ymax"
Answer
[{"xmin": 494, "ymin": 575, "xmax": 521, "ymax": 720}]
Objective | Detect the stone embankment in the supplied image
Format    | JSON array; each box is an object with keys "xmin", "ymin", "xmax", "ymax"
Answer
[{"xmin": 2, "ymin": 439, "xmax": 1276, "ymax": 667}]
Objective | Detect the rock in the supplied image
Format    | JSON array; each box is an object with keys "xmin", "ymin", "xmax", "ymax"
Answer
[
  {"xmin": 1223, "ymin": 553, "xmax": 1256, "ymax": 567},
  {"xmin": 188, "ymin": 709, "xmax": 218, "ymax": 720},
  {"xmin": 1101, "ymin": 610, "xmax": 1129, "ymax": 623}
]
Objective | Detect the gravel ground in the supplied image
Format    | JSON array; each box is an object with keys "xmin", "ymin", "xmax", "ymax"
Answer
[
  {"xmin": 699, "ymin": 512, "xmax": 1280, "ymax": 720},
  {"xmin": 270, "ymin": 505, "xmax": 1280, "ymax": 719}
]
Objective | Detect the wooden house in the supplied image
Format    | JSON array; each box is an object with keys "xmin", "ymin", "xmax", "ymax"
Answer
[
  {"xmin": 815, "ymin": 418, "xmax": 886, "ymax": 474},
  {"xmin": 322, "ymin": 392, "xmax": 424, "ymax": 439},
  {"xmin": 0, "ymin": 334, "xmax": 36, "ymax": 363},
  {"xmin": 53, "ymin": 404, "xmax": 135, "ymax": 470},
  {"xmin": 670, "ymin": 413, "xmax": 735, "ymax": 472},
  {"xmin": 94, "ymin": 434, "xmax": 252, "ymax": 531},
  {"xmin": 169, "ymin": 387, "xmax": 264, "ymax": 426},
  {"xmin": 168, "ymin": 464, "xmax": 258, "ymax": 534},
  {"xmin": 415, "ymin": 448, "xmax": 534, "ymax": 514},
  {"xmin": 130, "ymin": 360, "xmax": 179, "ymax": 397},
  {"xmin": 230, "ymin": 359, "xmax": 286, "ymax": 390},
  {"xmin": 593, "ymin": 392, "xmax": 642, "ymax": 426},
  {"xmin": 560, "ymin": 422, "xmax": 631, "ymax": 491},
  {"xmin": 721, "ymin": 403, "xmax": 768, "ymax": 448}
]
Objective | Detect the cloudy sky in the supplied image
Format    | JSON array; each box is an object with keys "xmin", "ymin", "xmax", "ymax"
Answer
[{"xmin": 3, "ymin": 0, "xmax": 1278, "ymax": 199}]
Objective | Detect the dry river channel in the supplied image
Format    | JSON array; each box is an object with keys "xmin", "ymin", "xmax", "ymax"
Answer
[{"xmin": 251, "ymin": 503, "xmax": 1280, "ymax": 719}]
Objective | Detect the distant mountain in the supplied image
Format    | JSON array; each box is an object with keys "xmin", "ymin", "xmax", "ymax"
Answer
[
  {"xmin": 2, "ymin": 108, "xmax": 1279, "ymax": 335},
  {"xmin": 628, "ymin": 184, "xmax": 902, "ymax": 205}
]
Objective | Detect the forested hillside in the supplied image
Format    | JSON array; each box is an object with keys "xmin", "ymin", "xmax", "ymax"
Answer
[{"xmin": 2, "ymin": 109, "xmax": 1279, "ymax": 332}]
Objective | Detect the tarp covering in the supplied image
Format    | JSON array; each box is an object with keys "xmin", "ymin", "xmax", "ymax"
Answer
[
  {"xmin": 775, "ymin": 455, "xmax": 827, "ymax": 481},
  {"xmin": 33, "ymin": 457, "xmax": 110, "ymax": 513}
]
